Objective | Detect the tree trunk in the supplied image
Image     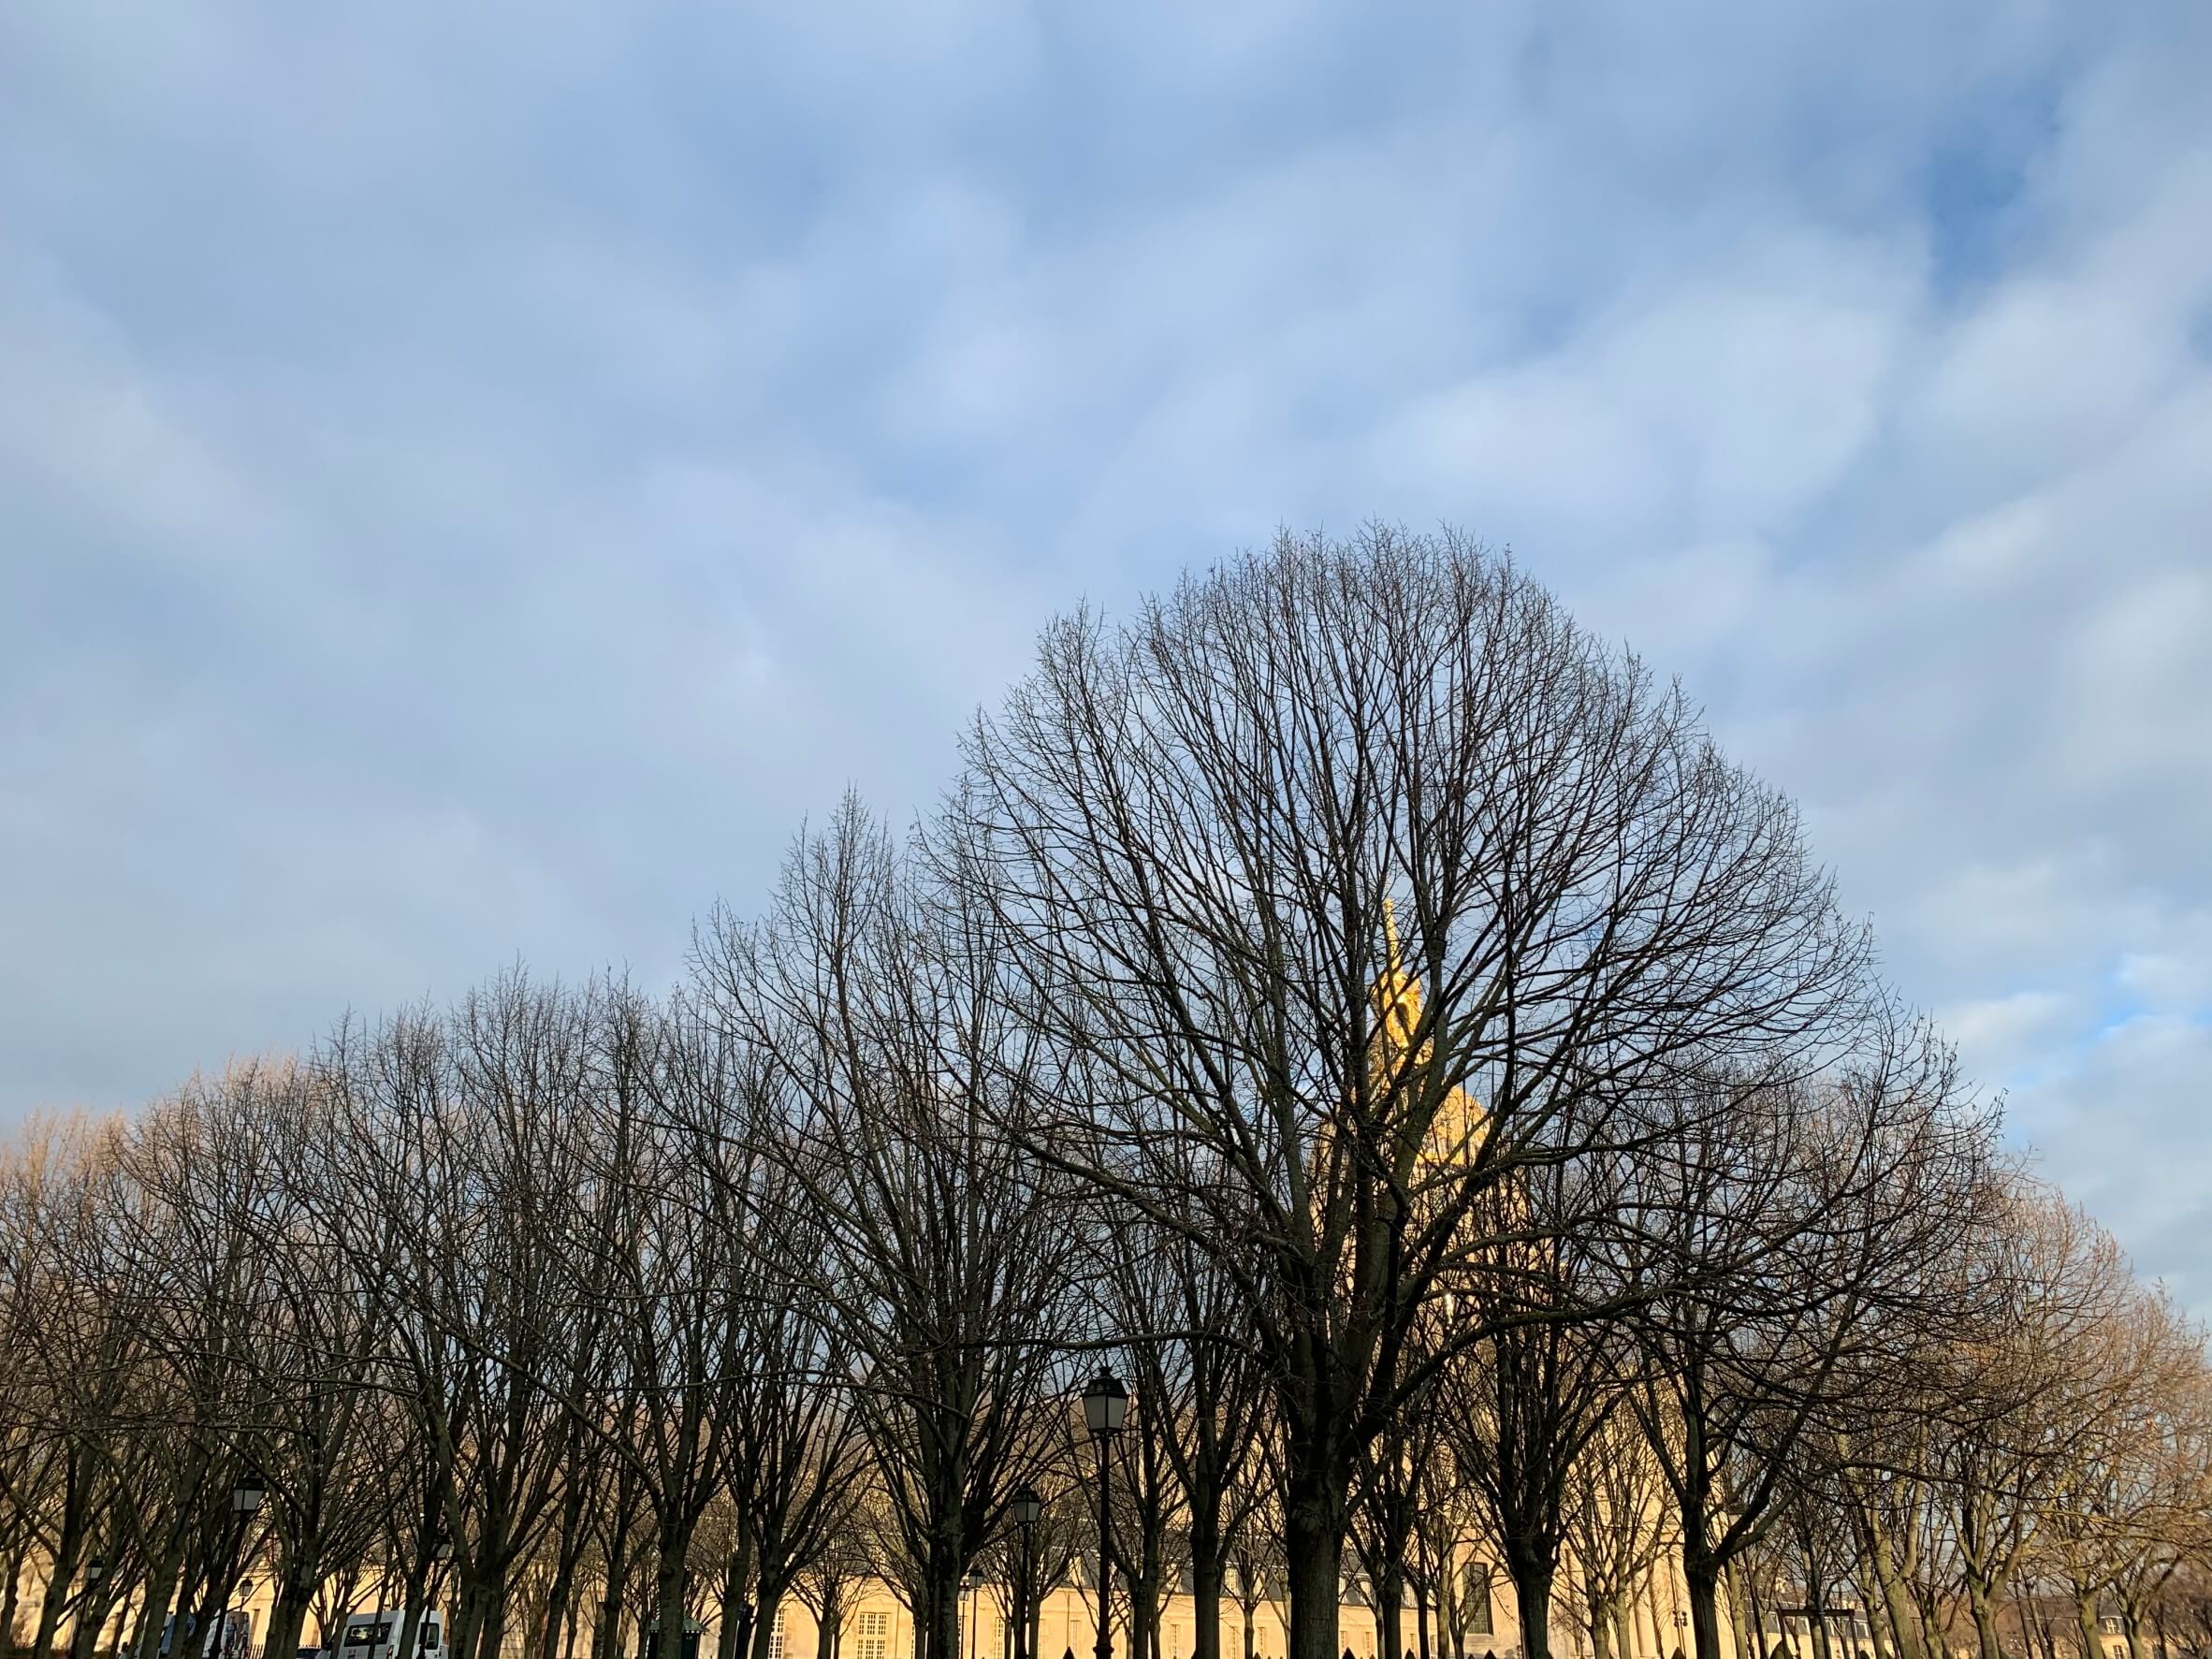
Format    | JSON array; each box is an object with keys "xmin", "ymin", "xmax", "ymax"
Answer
[
  {"xmin": 68, "ymin": 1589, "xmax": 117, "ymax": 1659},
  {"xmin": 749, "ymin": 1590, "xmax": 785, "ymax": 1659},
  {"xmin": 1684, "ymin": 1560, "xmax": 1724, "ymax": 1659},
  {"xmin": 928, "ymin": 1552, "xmax": 961, "ymax": 1659},
  {"xmin": 1, "ymin": 1542, "xmax": 23, "ymax": 1659},
  {"xmin": 479, "ymin": 1578, "xmax": 514, "ymax": 1659},
  {"xmin": 1186, "ymin": 1516, "xmax": 1222, "ymax": 1659},
  {"xmin": 1284, "ymin": 1463, "xmax": 1345, "ymax": 1659},
  {"xmin": 1590, "ymin": 1601, "xmax": 1613, "ymax": 1659},
  {"xmin": 1506, "ymin": 1562, "xmax": 1554, "ymax": 1659},
  {"xmin": 1375, "ymin": 1567, "xmax": 1403, "ymax": 1659},
  {"xmin": 35, "ymin": 1456, "xmax": 95, "ymax": 1659},
  {"xmin": 1965, "ymin": 1580, "xmax": 2002, "ymax": 1659},
  {"xmin": 130, "ymin": 1531, "xmax": 189, "ymax": 1659},
  {"xmin": 539, "ymin": 1473, "xmax": 594, "ymax": 1659},
  {"xmin": 1128, "ymin": 1565, "xmax": 1156, "ymax": 1659},
  {"xmin": 543, "ymin": 1582, "xmax": 577, "ymax": 1659},
  {"xmin": 714, "ymin": 1547, "xmax": 751, "ymax": 1659},
  {"xmin": 654, "ymin": 1550, "xmax": 690, "ymax": 1659},
  {"xmin": 266, "ymin": 1575, "xmax": 319, "ymax": 1659},
  {"xmin": 1861, "ymin": 1535, "xmax": 1921, "ymax": 1659},
  {"xmin": 391, "ymin": 1560, "xmax": 432, "ymax": 1659},
  {"xmin": 453, "ymin": 1579, "xmax": 487, "ymax": 1659},
  {"xmin": 595, "ymin": 1507, "xmax": 641, "ymax": 1659},
  {"xmin": 33, "ymin": 1567, "xmax": 79, "ymax": 1659},
  {"xmin": 2075, "ymin": 1591, "xmax": 2103, "ymax": 1659},
  {"xmin": 1724, "ymin": 1568, "xmax": 1754, "ymax": 1659}
]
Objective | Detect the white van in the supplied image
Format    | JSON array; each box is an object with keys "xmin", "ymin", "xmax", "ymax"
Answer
[
  {"xmin": 160, "ymin": 1611, "xmax": 255, "ymax": 1659},
  {"xmin": 339, "ymin": 1610, "xmax": 445, "ymax": 1659}
]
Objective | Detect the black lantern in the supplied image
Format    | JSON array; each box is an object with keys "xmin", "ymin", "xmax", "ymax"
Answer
[
  {"xmin": 1011, "ymin": 1485, "xmax": 1042, "ymax": 1659},
  {"xmin": 84, "ymin": 1557, "xmax": 106, "ymax": 1585},
  {"xmin": 232, "ymin": 1473, "xmax": 267, "ymax": 1515},
  {"xmin": 1081, "ymin": 1369, "xmax": 1128, "ymax": 1439},
  {"xmin": 1081, "ymin": 1369, "xmax": 1128, "ymax": 1659},
  {"xmin": 431, "ymin": 1536, "xmax": 455, "ymax": 1563}
]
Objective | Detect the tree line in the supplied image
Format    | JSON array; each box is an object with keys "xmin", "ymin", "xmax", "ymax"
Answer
[{"xmin": 3, "ymin": 531, "xmax": 2205, "ymax": 1659}]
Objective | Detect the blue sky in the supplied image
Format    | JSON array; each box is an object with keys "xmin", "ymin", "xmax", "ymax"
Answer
[{"xmin": 3, "ymin": 5, "xmax": 2208, "ymax": 1302}]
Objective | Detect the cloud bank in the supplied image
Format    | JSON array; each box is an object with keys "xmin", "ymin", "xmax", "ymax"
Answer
[{"xmin": 3, "ymin": 4, "xmax": 2207, "ymax": 1299}]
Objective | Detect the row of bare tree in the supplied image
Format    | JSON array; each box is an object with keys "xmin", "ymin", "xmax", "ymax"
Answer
[{"xmin": 2, "ymin": 531, "xmax": 2203, "ymax": 1659}]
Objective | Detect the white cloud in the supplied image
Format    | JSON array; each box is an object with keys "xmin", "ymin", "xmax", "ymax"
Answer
[{"xmin": 2, "ymin": 0, "xmax": 2209, "ymax": 1305}]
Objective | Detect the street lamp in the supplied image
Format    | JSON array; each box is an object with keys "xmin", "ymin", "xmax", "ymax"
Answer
[
  {"xmin": 1082, "ymin": 1369, "xmax": 1128, "ymax": 1659},
  {"xmin": 431, "ymin": 1536, "xmax": 455, "ymax": 1564},
  {"xmin": 84, "ymin": 1557, "xmax": 106, "ymax": 1587},
  {"xmin": 216, "ymin": 1468, "xmax": 268, "ymax": 1653},
  {"xmin": 1012, "ymin": 1488, "xmax": 1042, "ymax": 1659}
]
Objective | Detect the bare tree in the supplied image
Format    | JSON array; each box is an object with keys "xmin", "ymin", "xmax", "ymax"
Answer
[
  {"xmin": 1928, "ymin": 1185, "xmax": 2133, "ymax": 1659},
  {"xmin": 1444, "ymin": 1146, "xmax": 1650, "ymax": 1659},
  {"xmin": 698, "ymin": 801, "xmax": 1083, "ymax": 1659},
  {"xmin": 578, "ymin": 987, "xmax": 763, "ymax": 1659},
  {"xmin": 1623, "ymin": 1022, "xmax": 1997, "ymax": 1659},
  {"xmin": 1559, "ymin": 1409, "xmax": 1673, "ymax": 1659},
  {"xmin": 328, "ymin": 976, "xmax": 604, "ymax": 1659},
  {"xmin": 947, "ymin": 528, "xmax": 1870, "ymax": 1659},
  {"xmin": 1107, "ymin": 1218, "xmax": 1270, "ymax": 1659},
  {"xmin": 706, "ymin": 1099, "xmax": 871, "ymax": 1659}
]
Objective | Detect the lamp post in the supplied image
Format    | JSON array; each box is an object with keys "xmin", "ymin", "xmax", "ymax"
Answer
[
  {"xmin": 430, "ymin": 1531, "xmax": 455, "ymax": 1625},
  {"xmin": 80, "ymin": 1552, "xmax": 107, "ymax": 1652},
  {"xmin": 1012, "ymin": 1488, "xmax": 1042, "ymax": 1659},
  {"xmin": 75, "ymin": 1553, "xmax": 109, "ymax": 1659},
  {"xmin": 219, "ymin": 1471, "xmax": 268, "ymax": 1656},
  {"xmin": 1082, "ymin": 1370, "xmax": 1128, "ymax": 1659}
]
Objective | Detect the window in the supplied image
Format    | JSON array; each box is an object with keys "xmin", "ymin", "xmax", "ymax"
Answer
[
  {"xmin": 1465, "ymin": 1564, "xmax": 1493, "ymax": 1636},
  {"xmin": 769, "ymin": 1623, "xmax": 786, "ymax": 1659},
  {"xmin": 858, "ymin": 1614, "xmax": 890, "ymax": 1659}
]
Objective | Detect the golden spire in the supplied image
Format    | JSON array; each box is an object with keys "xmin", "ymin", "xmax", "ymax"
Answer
[
  {"xmin": 1372, "ymin": 897, "xmax": 1423, "ymax": 1057},
  {"xmin": 1366, "ymin": 896, "xmax": 1485, "ymax": 1169}
]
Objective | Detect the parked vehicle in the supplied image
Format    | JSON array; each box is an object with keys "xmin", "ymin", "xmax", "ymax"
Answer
[
  {"xmin": 160, "ymin": 1611, "xmax": 255, "ymax": 1659},
  {"xmin": 338, "ymin": 1610, "xmax": 444, "ymax": 1659}
]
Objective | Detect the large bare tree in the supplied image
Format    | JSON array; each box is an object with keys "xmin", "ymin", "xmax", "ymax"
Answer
[{"xmin": 946, "ymin": 527, "xmax": 1870, "ymax": 1659}]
